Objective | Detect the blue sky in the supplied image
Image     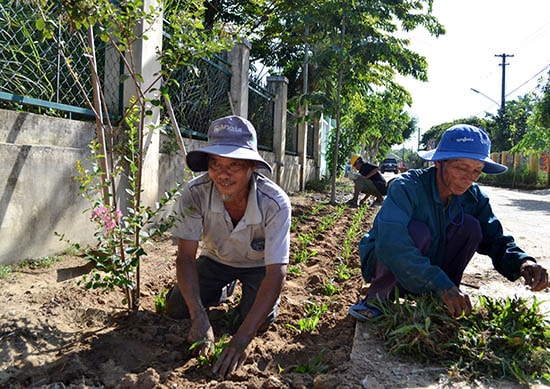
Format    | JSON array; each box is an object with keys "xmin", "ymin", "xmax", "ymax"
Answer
[{"xmin": 399, "ymin": 0, "xmax": 550, "ymax": 149}]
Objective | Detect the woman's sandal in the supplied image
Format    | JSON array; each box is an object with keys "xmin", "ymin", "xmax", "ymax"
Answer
[{"xmin": 348, "ymin": 299, "xmax": 382, "ymax": 322}]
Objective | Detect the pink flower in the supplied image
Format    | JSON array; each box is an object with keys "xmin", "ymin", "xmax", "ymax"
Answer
[{"xmin": 91, "ymin": 206, "xmax": 122, "ymax": 234}]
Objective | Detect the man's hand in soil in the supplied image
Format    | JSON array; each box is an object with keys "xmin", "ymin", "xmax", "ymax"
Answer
[
  {"xmin": 212, "ymin": 333, "xmax": 251, "ymax": 378},
  {"xmin": 521, "ymin": 260, "xmax": 549, "ymax": 291},
  {"xmin": 440, "ymin": 286, "xmax": 472, "ymax": 318},
  {"xmin": 187, "ymin": 312, "xmax": 215, "ymax": 357}
]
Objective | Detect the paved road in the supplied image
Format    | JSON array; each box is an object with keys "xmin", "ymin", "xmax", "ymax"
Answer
[{"xmin": 478, "ymin": 185, "xmax": 550, "ymax": 264}]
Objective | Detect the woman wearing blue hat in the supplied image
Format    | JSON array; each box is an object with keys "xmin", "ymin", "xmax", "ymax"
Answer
[{"xmin": 349, "ymin": 124, "xmax": 548, "ymax": 321}]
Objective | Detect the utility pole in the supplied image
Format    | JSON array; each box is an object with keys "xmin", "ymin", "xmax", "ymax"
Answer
[{"xmin": 494, "ymin": 53, "xmax": 514, "ymax": 113}]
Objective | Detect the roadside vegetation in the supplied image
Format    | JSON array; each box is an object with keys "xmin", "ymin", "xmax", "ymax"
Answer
[{"xmin": 370, "ymin": 293, "xmax": 550, "ymax": 385}]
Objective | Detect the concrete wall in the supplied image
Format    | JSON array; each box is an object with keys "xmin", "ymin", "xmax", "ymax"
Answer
[{"xmin": 0, "ymin": 110, "xmax": 97, "ymax": 264}]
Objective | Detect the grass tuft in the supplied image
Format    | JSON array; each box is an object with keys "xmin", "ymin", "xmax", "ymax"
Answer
[{"xmin": 370, "ymin": 294, "xmax": 550, "ymax": 385}]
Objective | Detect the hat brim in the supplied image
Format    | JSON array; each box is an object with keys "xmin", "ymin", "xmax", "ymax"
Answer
[
  {"xmin": 418, "ymin": 149, "xmax": 508, "ymax": 175},
  {"xmin": 186, "ymin": 145, "xmax": 272, "ymax": 173}
]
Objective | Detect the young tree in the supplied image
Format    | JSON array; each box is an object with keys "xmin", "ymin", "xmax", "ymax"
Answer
[
  {"xmin": 36, "ymin": 0, "xmax": 232, "ymax": 310},
  {"xmin": 512, "ymin": 72, "xmax": 550, "ymax": 185}
]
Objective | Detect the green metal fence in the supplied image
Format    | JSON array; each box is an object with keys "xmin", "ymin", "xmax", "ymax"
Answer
[
  {"xmin": 1, "ymin": 1, "xmax": 277, "ymax": 151},
  {"xmin": 248, "ymin": 79, "xmax": 274, "ymax": 151},
  {"xmin": 0, "ymin": 1, "xmax": 121, "ymax": 118},
  {"xmin": 166, "ymin": 55, "xmax": 233, "ymax": 138}
]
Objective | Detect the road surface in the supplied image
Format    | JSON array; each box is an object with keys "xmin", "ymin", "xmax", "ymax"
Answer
[{"xmin": 478, "ymin": 184, "xmax": 549, "ymax": 263}]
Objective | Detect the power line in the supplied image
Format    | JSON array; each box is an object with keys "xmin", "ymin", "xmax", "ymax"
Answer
[{"xmin": 506, "ymin": 62, "xmax": 550, "ymax": 97}]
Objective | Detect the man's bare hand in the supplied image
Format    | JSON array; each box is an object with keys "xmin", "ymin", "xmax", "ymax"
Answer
[
  {"xmin": 521, "ymin": 261, "xmax": 549, "ymax": 291},
  {"xmin": 440, "ymin": 286, "xmax": 472, "ymax": 317},
  {"xmin": 212, "ymin": 333, "xmax": 251, "ymax": 378},
  {"xmin": 187, "ymin": 313, "xmax": 214, "ymax": 357}
]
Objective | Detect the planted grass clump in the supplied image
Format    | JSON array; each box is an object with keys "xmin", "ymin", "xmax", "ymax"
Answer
[{"xmin": 370, "ymin": 294, "xmax": 550, "ymax": 385}]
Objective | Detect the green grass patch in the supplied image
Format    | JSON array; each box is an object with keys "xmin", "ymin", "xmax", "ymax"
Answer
[
  {"xmin": 370, "ymin": 294, "xmax": 550, "ymax": 385},
  {"xmin": 18, "ymin": 256, "xmax": 61, "ymax": 269},
  {"xmin": 0, "ymin": 265, "xmax": 13, "ymax": 279}
]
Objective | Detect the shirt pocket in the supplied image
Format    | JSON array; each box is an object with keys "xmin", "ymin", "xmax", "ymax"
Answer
[{"xmin": 247, "ymin": 238, "xmax": 265, "ymax": 261}]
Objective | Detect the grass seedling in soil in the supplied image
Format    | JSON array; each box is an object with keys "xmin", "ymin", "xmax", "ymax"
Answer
[
  {"xmin": 321, "ymin": 278, "xmax": 341, "ymax": 296},
  {"xmin": 286, "ymin": 300, "xmax": 328, "ymax": 334},
  {"xmin": 189, "ymin": 334, "xmax": 230, "ymax": 367},
  {"xmin": 293, "ymin": 353, "xmax": 328, "ymax": 375},
  {"xmin": 370, "ymin": 293, "xmax": 550, "ymax": 385},
  {"xmin": 290, "ymin": 202, "xmax": 326, "ymax": 231},
  {"xmin": 335, "ymin": 260, "xmax": 354, "ymax": 281},
  {"xmin": 19, "ymin": 256, "xmax": 61, "ymax": 269},
  {"xmin": 287, "ymin": 265, "xmax": 302, "ymax": 276},
  {"xmin": 154, "ymin": 289, "xmax": 167, "ymax": 314},
  {"xmin": 0, "ymin": 265, "xmax": 12, "ymax": 279}
]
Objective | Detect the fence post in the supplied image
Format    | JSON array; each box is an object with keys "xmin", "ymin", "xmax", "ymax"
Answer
[
  {"xmin": 312, "ymin": 116, "xmax": 321, "ymax": 180},
  {"xmin": 267, "ymin": 76, "xmax": 288, "ymax": 186},
  {"xmin": 123, "ymin": 0, "xmax": 164, "ymax": 207},
  {"xmin": 297, "ymin": 105, "xmax": 308, "ymax": 191},
  {"xmin": 228, "ymin": 40, "xmax": 251, "ymax": 118},
  {"xmin": 529, "ymin": 153, "xmax": 539, "ymax": 176}
]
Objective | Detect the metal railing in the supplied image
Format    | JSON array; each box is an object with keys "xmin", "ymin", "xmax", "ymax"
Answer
[
  {"xmin": 166, "ymin": 55, "xmax": 233, "ymax": 138},
  {"xmin": 286, "ymin": 110, "xmax": 299, "ymax": 155},
  {"xmin": 0, "ymin": 1, "xmax": 121, "ymax": 119},
  {"xmin": 248, "ymin": 79, "xmax": 274, "ymax": 151}
]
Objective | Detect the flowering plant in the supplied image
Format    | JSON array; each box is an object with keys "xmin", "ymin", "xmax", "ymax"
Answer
[{"xmin": 36, "ymin": 0, "xmax": 230, "ymax": 310}]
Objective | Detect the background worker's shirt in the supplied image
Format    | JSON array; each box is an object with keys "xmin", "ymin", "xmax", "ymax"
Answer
[
  {"xmin": 358, "ymin": 162, "xmax": 387, "ymax": 195},
  {"xmin": 172, "ymin": 172, "xmax": 291, "ymax": 268}
]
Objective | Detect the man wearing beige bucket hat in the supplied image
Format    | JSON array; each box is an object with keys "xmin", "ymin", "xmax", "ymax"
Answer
[{"xmin": 166, "ymin": 115, "xmax": 291, "ymax": 378}]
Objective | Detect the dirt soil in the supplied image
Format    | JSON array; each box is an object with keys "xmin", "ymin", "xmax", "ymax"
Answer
[{"xmin": 1, "ymin": 183, "xmax": 548, "ymax": 389}]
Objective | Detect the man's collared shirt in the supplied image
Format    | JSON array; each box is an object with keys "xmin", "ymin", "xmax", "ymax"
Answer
[{"xmin": 172, "ymin": 172, "xmax": 291, "ymax": 268}]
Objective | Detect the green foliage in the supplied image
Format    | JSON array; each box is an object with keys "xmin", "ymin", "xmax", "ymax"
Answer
[
  {"xmin": 335, "ymin": 260, "xmax": 354, "ymax": 281},
  {"xmin": 305, "ymin": 178, "xmax": 331, "ymax": 192},
  {"xmin": 293, "ymin": 353, "xmax": 328, "ymax": 375},
  {"xmin": 292, "ymin": 205, "xmax": 344, "ymax": 264},
  {"xmin": 74, "ymin": 135, "xmax": 181, "ymax": 306},
  {"xmin": 478, "ymin": 165, "xmax": 548, "ymax": 189},
  {"xmin": 189, "ymin": 334, "xmax": 230, "ymax": 367},
  {"xmin": 19, "ymin": 256, "xmax": 60, "ymax": 269},
  {"xmin": 371, "ymin": 294, "xmax": 550, "ymax": 384},
  {"xmin": 286, "ymin": 300, "xmax": 328, "ymax": 334},
  {"xmin": 287, "ymin": 265, "xmax": 302, "ymax": 276},
  {"xmin": 154, "ymin": 289, "xmax": 167, "ymax": 314},
  {"xmin": 321, "ymin": 278, "xmax": 341, "ymax": 296},
  {"xmin": 0, "ymin": 265, "xmax": 12, "ymax": 279},
  {"xmin": 290, "ymin": 202, "xmax": 325, "ymax": 231}
]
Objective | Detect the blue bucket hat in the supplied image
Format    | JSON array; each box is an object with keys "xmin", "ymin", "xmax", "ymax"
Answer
[
  {"xmin": 186, "ymin": 115, "xmax": 272, "ymax": 173},
  {"xmin": 418, "ymin": 124, "xmax": 507, "ymax": 174}
]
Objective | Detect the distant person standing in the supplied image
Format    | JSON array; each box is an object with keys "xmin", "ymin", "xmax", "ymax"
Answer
[{"xmin": 346, "ymin": 154, "xmax": 387, "ymax": 207}]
